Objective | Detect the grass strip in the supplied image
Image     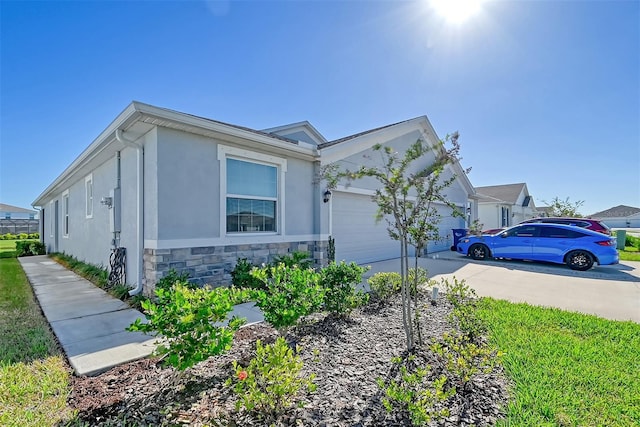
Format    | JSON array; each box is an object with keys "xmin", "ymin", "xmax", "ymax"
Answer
[
  {"xmin": 0, "ymin": 258, "xmax": 74, "ymax": 426},
  {"xmin": 478, "ymin": 298, "xmax": 640, "ymax": 426}
]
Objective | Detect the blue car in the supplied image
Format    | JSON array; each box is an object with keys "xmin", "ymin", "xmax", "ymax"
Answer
[{"xmin": 456, "ymin": 223, "xmax": 619, "ymax": 271}]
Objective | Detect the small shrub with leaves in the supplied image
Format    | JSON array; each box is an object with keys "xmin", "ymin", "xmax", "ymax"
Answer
[
  {"xmin": 368, "ymin": 271, "xmax": 402, "ymax": 300},
  {"xmin": 376, "ymin": 354, "xmax": 454, "ymax": 426},
  {"xmin": 15, "ymin": 240, "xmax": 45, "ymax": 257},
  {"xmin": 408, "ymin": 267, "xmax": 429, "ymax": 296},
  {"xmin": 228, "ymin": 337, "xmax": 316, "ymax": 421},
  {"xmin": 251, "ymin": 264, "xmax": 324, "ymax": 329},
  {"xmin": 442, "ymin": 277, "xmax": 485, "ymax": 342},
  {"xmin": 155, "ymin": 268, "xmax": 194, "ymax": 292},
  {"xmin": 127, "ymin": 284, "xmax": 250, "ymax": 370},
  {"xmin": 430, "ymin": 332, "xmax": 501, "ymax": 394},
  {"xmin": 320, "ymin": 261, "xmax": 369, "ymax": 316},
  {"xmin": 231, "ymin": 258, "xmax": 265, "ymax": 290},
  {"xmin": 272, "ymin": 251, "xmax": 313, "ymax": 270}
]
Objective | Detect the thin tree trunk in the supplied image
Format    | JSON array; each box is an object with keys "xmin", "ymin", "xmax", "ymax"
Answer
[
  {"xmin": 413, "ymin": 249, "xmax": 423, "ymax": 347},
  {"xmin": 402, "ymin": 238, "xmax": 414, "ymax": 351}
]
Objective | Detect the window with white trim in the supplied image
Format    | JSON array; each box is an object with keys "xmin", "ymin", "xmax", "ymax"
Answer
[
  {"xmin": 62, "ymin": 190, "xmax": 70, "ymax": 237},
  {"xmin": 226, "ymin": 158, "xmax": 277, "ymax": 233},
  {"xmin": 85, "ymin": 175, "xmax": 93, "ymax": 218}
]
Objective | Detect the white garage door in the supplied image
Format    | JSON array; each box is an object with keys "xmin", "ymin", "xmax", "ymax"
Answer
[
  {"xmin": 332, "ymin": 192, "xmax": 465, "ymax": 263},
  {"xmin": 332, "ymin": 192, "xmax": 407, "ymax": 264}
]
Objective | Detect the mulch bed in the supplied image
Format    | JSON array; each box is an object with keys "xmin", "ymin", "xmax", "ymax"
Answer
[{"xmin": 68, "ymin": 295, "xmax": 509, "ymax": 426}]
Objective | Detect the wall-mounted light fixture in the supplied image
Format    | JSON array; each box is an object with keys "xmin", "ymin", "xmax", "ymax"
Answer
[
  {"xmin": 100, "ymin": 196, "xmax": 113, "ymax": 208},
  {"xmin": 323, "ymin": 189, "xmax": 332, "ymax": 203}
]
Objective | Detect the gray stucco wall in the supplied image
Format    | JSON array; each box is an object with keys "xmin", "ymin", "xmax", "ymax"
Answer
[
  {"xmin": 41, "ymin": 156, "xmax": 117, "ymax": 270},
  {"xmin": 156, "ymin": 127, "xmax": 220, "ymax": 240}
]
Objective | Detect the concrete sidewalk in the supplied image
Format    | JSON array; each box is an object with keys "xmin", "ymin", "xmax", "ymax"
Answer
[{"xmin": 19, "ymin": 256, "xmax": 264, "ymax": 376}]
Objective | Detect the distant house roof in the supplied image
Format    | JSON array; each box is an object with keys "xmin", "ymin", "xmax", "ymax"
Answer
[
  {"xmin": 0, "ymin": 203, "xmax": 37, "ymax": 214},
  {"xmin": 475, "ymin": 183, "xmax": 528, "ymax": 205},
  {"xmin": 589, "ymin": 205, "xmax": 640, "ymax": 218}
]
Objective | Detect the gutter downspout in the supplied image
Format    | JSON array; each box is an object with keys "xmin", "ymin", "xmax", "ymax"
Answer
[{"xmin": 115, "ymin": 129, "xmax": 144, "ymax": 296}]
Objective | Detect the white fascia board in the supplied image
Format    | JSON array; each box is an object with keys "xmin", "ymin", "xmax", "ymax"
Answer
[{"xmin": 320, "ymin": 117, "xmax": 429, "ymax": 166}]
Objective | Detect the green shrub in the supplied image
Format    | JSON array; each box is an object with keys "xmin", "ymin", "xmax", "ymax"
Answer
[
  {"xmin": 376, "ymin": 354, "xmax": 454, "ymax": 426},
  {"xmin": 127, "ymin": 284, "xmax": 250, "ymax": 370},
  {"xmin": 155, "ymin": 268, "xmax": 193, "ymax": 292},
  {"xmin": 626, "ymin": 234, "xmax": 640, "ymax": 250},
  {"xmin": 15, "ymin": 240, "xmax": 44, "ymax": 257},
  {"xmin": 28, "ymin": 233, "xmax": 40, "ymax": 240},
  {"xmin": 320, "ymin": 261, "xmax": 369, "ymax": 316},
  {"xmin": 250, "ymin": 264, "xmax": 324, "ymax": 329},
  {"xmin": 272, "ymin": 251, "xmax": 313, "ymax": 270},
  {"xmin": 228, "ymin": 337, "xmax": 316, "ymax": 420},
  {"xmin": 29, "ymin": 241, "xmax": 46, "ymax": 256},
  {"xmin": 430, "ymin": 332, "xmax": 500, "ymax": 394},
  {"xmin": 442, "ymin": 277, "xmax": 485, "ymax": 343},
  {"xmin": 231, "ymin": 258, "xmax": 264, "ymax": 290},
  {"xmin": 368, "ymin": 271, "xmax": 402, "ymax": 300}
]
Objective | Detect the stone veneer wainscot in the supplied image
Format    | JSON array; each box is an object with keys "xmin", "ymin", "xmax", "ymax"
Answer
[{"xmin": 143, "ymin": 240, "xmax": 329, "ymax": 296}]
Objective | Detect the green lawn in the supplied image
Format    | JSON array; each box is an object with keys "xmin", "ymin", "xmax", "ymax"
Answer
[
  {"xmin": 0, "ymin": 257, "xmax": 74, "ymax": 426},
  {"xmin": 478, "ymin": 298, "xmax": 640, "ymax": 426},
  {"xmin": 619, "ymin": 247, "xmax": 640, "ymax": 262}
]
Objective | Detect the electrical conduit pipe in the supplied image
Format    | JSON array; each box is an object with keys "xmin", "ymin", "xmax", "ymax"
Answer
[{"xmin": 115, "ymin": 129, "xmax": 144, "ymax": 296}]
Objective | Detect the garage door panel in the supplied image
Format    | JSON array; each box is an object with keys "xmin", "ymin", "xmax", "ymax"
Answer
[
  {"xmin": 332, "ymin": 192, "xmax": 463, "ymax": 263},
  {"xmin": 332, "ymin": 192, "xmax": 405, "ymax": 264}
]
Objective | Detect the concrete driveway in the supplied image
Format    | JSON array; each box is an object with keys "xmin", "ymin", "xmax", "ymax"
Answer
[{"xmin": 364, "ymin": 251, "xmax": 640, "ymax": 323}]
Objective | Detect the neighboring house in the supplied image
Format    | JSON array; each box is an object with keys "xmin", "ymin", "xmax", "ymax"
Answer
[
  {"xmin": 0, "ymin": 203, "xmax": 39, "ymax": 234},
  {"xmin": 588, "ymin": 205, "xmax": 640, "ymax": 228},
  {"xmin": 476, "ymin": 183, "xmax": 537, "ymax": 230},
  {"xmin": 32, "ymin": 101, "xmax": 475, "ymax": 295},
  {"xmin": 0, "ymin": 203, "xmax": 38, "ymax": 220}
]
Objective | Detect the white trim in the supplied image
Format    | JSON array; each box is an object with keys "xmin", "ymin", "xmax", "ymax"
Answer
[
  {"xmin": 84, "ymin": 174, "xmax": 93, "ymax": 219},
  {"xmin": 144, "ymin": 234, "xmax": 330, "ymax": 250},
  {"xmin": 217, "ymin": 144, "xmax": 287, "ymax": 236},
  {"xmin": 62, "ymin": 189, "xmax": 70, "ymax": 238}
]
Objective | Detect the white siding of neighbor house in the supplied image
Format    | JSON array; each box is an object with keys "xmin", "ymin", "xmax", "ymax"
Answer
[
  {"xmin": 329, "ymin": 129, "xmax": 469, "ymax": 264},
  {"xmin": 477, "ymin": 203, "xmax": 508, "ymax": 231},
  {"xmin": 594, "ymin": 214, "xmax": 640, "ymax": 228}
]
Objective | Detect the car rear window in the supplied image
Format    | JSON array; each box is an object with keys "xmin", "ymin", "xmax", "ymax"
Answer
[{"xmin": 540, "ymin": 226, "xmax": 587, "ymax": 238}]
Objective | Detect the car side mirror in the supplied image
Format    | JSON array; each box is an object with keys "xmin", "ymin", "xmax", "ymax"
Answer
[{"xmin": 500, "ymin": 233, "xmax": 508, "ymax": 238}]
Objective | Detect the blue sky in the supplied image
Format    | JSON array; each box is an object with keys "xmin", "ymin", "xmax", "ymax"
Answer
[{"xmin": 1, "ymin": 0, "xmax": 638, "ymax": 216}]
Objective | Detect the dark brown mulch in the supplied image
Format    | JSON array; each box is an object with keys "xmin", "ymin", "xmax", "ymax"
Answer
[{"xmin": 68, "ymin": 295, "xmax": 508, "ymax": 426}]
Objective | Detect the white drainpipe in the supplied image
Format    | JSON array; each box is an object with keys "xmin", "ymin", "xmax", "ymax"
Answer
[{"xmin": 115, "ymin": 129, "xmax": 144, "ymax": 296}]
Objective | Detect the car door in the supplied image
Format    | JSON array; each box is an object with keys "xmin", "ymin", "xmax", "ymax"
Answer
[
  {"xmin": 532, "ymin": 225, "xmax": 586, "ymax": 263},
  {"xmin": 491, "ymin": 225, "xmax": 538, "ymax": 259}
]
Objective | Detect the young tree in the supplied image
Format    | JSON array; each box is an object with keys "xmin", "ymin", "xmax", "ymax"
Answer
[
  {"xmin": 542, "ymin": 196, "xmax": 585, "ymax": 217},
  {"xmin": 326, "ymin": 134, "xmax": 465, "ymax": 351}
]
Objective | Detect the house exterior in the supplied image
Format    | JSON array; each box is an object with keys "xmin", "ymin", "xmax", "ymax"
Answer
[
  {"xmin": 33, "ymin": 102, "xmax": 475, "ymax": 295},
  {"xmin": 588, "ymin": 205, "xmax": 640, "ymax": 228},
  {"xmin": 0, "ymin": 203, "xmax": 38, "ymax": 220},
  {"xmin": 0, "ymin": 203, "xmax": 39, "ymax": 234},
  {"xmin": 476, "ymin": 183, "xmax": 537, "ymax": 230}
]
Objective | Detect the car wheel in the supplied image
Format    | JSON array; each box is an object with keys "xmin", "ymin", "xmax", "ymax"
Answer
[
  {"xmin": 567, "ymin": 250, "xmax": 593, "ymax": 271},
  {"xmin": 469, "ymin": 244, "xmax": 489, "ymax": 260}
]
